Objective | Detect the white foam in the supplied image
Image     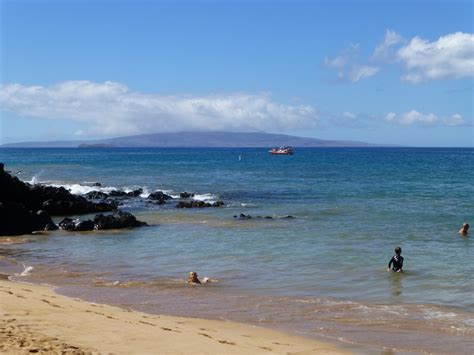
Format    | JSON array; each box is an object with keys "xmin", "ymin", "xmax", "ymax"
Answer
[
  {"xmin": 463, "ymin": 319, "xmax": 474, "ymax": 327},
  {"xmin": 50, "ymin": 183, "xmax": 119, "ymax": 195},
  {"xmin": 24, "ymin": 179, "xmax": 220, "ymax": 205},
  {"xmin": 122, "ymin": 186, "xmax": 151, "ymax": 198},
  {"xmin": 423, "ymin": 310, "xmax": 458, "ymax": 320},
  {"xmin": 15, "ymin": 265, "xmax": 33, "ymax": 277},
  {"xmin": 28, "ymin": 172, "xmax": 43, "ymax": 184},
  {"xmin": 193, "ymin": 193, "xmax": 217, "ymax": 202}
]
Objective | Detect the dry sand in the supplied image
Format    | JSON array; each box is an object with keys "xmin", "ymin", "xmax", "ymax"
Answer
[{"xmin": 0, "ymin": 276, "xmax": 350, "ymax": 354}]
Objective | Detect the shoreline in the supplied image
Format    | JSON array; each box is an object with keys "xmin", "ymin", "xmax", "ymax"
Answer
[{"xmin": 0, "ymin": 276, "xmax": 351, "ymax": 354}]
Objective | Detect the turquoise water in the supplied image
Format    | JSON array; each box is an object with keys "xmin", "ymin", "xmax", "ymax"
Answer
[{"xmin": 1, "ymin": 148, "xmax": 473, "ymax": 353}]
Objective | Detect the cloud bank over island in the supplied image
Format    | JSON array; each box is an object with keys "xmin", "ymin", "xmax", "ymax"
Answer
[
  {"xmin": 0, "ymin": 81, "xmax": 318, "ymax": 136},
  {"xmin": 0, "ymin": 80, "xmax": 468, "ymax": 138}
]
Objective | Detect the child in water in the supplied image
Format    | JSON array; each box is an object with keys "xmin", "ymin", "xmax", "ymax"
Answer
[
  {"xmin": 388, "ymin": 246, "xmax": 404, "ymax": 273},
  {"xmin": 187, "ymin": 271, "xmax": 211, "ymax": 285},
  {"xmin": 459, "ymin": 223, "xmax": 469, "ymax": 236}
]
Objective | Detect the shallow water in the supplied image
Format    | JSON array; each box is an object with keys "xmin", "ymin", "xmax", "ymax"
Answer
[{"xmin": 1, "ymin": 147, "xmax": 473, "ymax": 353}]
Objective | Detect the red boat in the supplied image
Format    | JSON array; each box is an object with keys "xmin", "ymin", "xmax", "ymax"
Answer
[{"xmin": 269, "ymin": 146, "xmax": 294, "ymax": 155}]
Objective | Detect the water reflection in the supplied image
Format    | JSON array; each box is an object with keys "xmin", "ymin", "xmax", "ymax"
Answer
[{"xmin": 389, "ymin": 272, "xmax": 403, "ymax": 298}]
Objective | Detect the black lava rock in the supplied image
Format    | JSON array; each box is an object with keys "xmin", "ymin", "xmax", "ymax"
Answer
[{"xmin": 176, "ymin": 200, "xmax": 225, "ymax": 208}]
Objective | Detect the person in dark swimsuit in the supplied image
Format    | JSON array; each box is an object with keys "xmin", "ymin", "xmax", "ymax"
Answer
[{"xmin": 388, "ymin": 246, "xmax": 404, "ymax": 272}]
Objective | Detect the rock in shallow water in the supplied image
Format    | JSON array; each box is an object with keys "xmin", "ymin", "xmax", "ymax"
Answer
[
  {"xmin": 41, "ymin": 198, "xmax": 115, "ymax": 215},
  {"xmin": 0, "ymin": 163, "xmax": 117, "ymax": 235},
  {"xmin": 58, "ymin": 211, "xmax": 147, "ymax": 231},
  {"xmin": 176, "ymin": 200, "xmax": 224, "ymax": 208},
  {"xmin": 0, "ymin": 202, "xmax": 57, "ymax": 236},
  {"xmin": 147, "ymin": 191, "xmax": 172, "ymax": 202},
  {"xmin": 93, "ymin": 210, "xmax": 147, "ymax": 230}
]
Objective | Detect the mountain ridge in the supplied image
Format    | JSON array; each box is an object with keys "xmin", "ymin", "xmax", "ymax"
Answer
[{"xmin": 1, "ymin": 131, "xmax": 386, "ymax": 148}]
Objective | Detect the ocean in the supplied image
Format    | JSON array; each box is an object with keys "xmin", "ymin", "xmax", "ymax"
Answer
[{"xmin": 1, "ymin": 147, "xmax": 473, "ymax": 353}]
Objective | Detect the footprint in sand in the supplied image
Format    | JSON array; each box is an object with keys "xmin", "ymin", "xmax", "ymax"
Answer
[
  {"xmin": 218, "ymin": 340, "xmax": 236, "ymax": 345},
  {"xmin": 41, "ymin": 299, "xmax": 62, "ymax": 308},
  {"xmin": 197, "ymin": 333, "xmax": 212, "ymax": 339},
  {"xmin": 258, "ymin": 346, "xmax": 272, "ymax": 351},
  {"xmin": 159, "ymin": 327, "xmax": 181, "ymax": 333}
]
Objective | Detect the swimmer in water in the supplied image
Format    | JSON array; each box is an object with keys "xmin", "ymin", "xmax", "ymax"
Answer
[
  {"xmin": 187, "ymin": 271, "xmax": 201, "ymax": 284},
  {"xmin": 388, "ymin": 246, "xmax": 404, "ymax": 273},
  {"xmin": 187, "ymin": 271, "xmax": 212, "ymax": 285},
  {"xmin": 459, "ymin": 223, "xmax": 469, "ymax": 236}
]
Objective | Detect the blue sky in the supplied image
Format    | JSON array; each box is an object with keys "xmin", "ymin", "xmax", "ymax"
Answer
[{"xmin": 1, "ymin": 0, "xmax": 473, "ymax": 146}]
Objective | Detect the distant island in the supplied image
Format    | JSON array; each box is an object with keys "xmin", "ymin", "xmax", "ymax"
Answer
[
  {"xmin": 1, "ymin": 131, "xmax": 386, "ymax": 148},
  {"xmin": 78, "ymin": 143, "xmax": 117, "ymax": 148}
]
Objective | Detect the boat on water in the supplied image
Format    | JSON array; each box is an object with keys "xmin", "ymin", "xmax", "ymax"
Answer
[{"xmin": 269, "ymin": 146, "xmax": 294, "ymax": 155}]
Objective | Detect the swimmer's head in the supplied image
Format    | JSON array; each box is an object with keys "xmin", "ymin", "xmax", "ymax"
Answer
[
  {"xmin": 394, "ymin": 246, "xmax": 402, "ymax": 255},
  {"xmin": 463, "ymin": 223, "xmax": 469, "ymax": 231}
]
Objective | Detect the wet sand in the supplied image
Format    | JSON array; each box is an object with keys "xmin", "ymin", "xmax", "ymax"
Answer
[{"xmin": 0, "ymin": 276, "xmax": 350, "ymax": 354}]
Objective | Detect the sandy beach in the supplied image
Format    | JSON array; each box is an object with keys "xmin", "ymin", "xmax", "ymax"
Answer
[{"xmin": 0, "ymin": 276, "xmax": 349, "ymax": 354}]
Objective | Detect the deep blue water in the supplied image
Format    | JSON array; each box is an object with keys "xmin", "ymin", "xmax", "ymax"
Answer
[{"xmin": 1, "ymin": 147, "xmax": 473, "ymax": 352}]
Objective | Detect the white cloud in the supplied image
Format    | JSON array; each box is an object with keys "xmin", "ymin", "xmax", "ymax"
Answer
[
  {"xmin": 372, "ymin": 29, "xmax": 403, "ymax": 60},
  {"xmin": 324, "ymin": 44, "xmax": 379, "ymax": 83},
  {"xmin": 0, "ymin": 81, "xmax": 318, "ymax": 136},
  {"xmin": 343, "ymin": 111, "xmax": 356, "ymax": 119},
  {"xmin": 397, "ymin": 32, "xmax": 474, "ymax": 83},
  {"xmin": 443, "ymin": 113, "xmax": 466, "ymax": 126},
  {"xmin": 349, "ymin": 65, "xmax": 379, "ymax": 82},
  {"xmin": 384, "ymin": 110, "xmax": 466, "ymax": 126}
]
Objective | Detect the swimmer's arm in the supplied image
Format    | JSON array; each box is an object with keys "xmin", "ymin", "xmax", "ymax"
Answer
[{"xmin": 387, "ymin": 257, "xmax": 394, "ymax": 271}]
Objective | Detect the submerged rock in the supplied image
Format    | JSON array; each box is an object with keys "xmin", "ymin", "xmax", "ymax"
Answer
[
  {"xmin": 180, "ymin": 192, "xmax": 194, "ymax": 198},
  {"xmin": 234, "ymin": 213, "xmax": 252, "ymax": 219},
  {"xmin": 233, "ymin": 213, "xmax": 294, "ymax": 220}
]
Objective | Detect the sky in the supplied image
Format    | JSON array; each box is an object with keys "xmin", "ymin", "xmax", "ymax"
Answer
[{"xmin": 0, "ymin": 0, "xmax": 473, "ymax": 147}]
